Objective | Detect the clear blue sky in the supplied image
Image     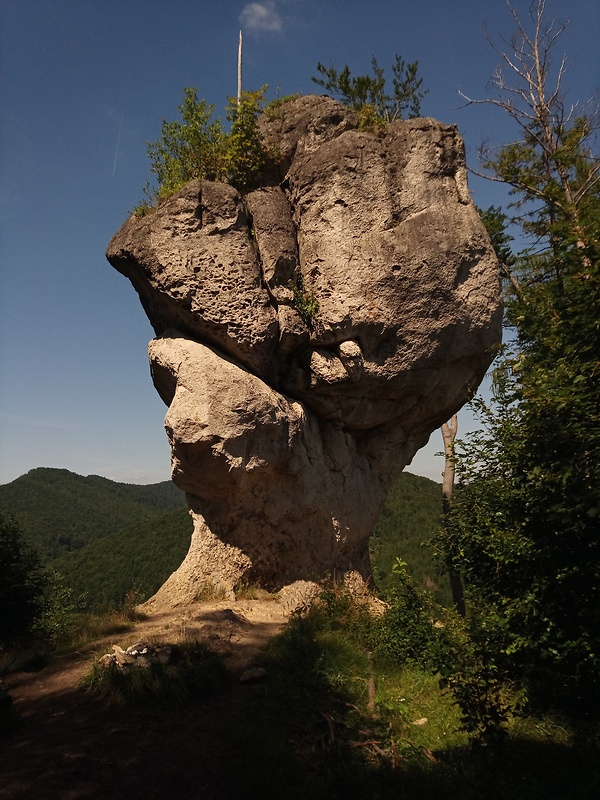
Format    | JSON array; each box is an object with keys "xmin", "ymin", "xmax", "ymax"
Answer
[{"xmin": 0, "ymin": 0, "xmax": 598, "ymax": 485}]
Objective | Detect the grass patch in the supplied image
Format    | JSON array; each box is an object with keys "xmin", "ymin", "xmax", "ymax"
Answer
[
  {"xmin": 193, "ymin": 581, "xmax": 231, "ymax": 602},
  {"xmin": 63, "ymin": 611, "xmax": 138, "ymax": 649},
  {"xmin": 221, "ymin": 582, "xmax": 600, "ymax": 800},
  {"xmin": 81, "ymin": 639, "xmax": 225, "ymax": 707},
  {"xmin": 57, "ymin": 594, "xmax": 147, "ymax": 651},
  {"xmin": 234, "ymin": 582, "xmax": 276, "ymax": 601}
]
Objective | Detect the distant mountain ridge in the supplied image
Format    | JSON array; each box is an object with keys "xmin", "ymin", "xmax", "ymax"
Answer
[
  {"xmin": 0, "ymin": 467, "xmax": 186, "ymax": 561},
  {"xmin": 0, "ymin": 467, "xmax": 445, "ymax": 609}
]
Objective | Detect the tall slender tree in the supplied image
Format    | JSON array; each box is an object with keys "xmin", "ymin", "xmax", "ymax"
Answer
[
  {"xmin": 439, "ymin": 0, "xmax": 600, "ymax": 711},
  {"xmin": 440, "ymin": 416, "xmax": 465, "ymax": 617},
  {"xmin": 237, "ymin": 30, "xmax": 243, "ymax": 106}
]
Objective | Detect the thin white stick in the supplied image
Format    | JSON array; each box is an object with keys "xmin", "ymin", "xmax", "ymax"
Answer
[
  {"xmin": 112, "ymin": 113, "xmax": 124, "ymax": 178},
  {"xmin": 237, "ymin": 30, "xmax": 243, "ymax": 106}
]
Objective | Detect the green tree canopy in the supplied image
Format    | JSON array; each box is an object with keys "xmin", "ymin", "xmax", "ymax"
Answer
[
  {"xmin": 146, "ymin": 87, "xmax": 227, "ymax": 201},
  {"xmin": 311, "ymin": 54, "xmax": 427, "ymax": 122},
  {"xmin": 0, "ymin": 513, "xmax": 48, "ymax": 648},
  {"xmin": 143, "ymin": 86, "xmax": 276, "ymax": 206},
  {"xmin": 437, "ymin": 0, "xmax": 600, "ymax": 715}
]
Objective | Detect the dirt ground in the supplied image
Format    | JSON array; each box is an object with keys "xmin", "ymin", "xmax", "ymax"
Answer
[{"xmin": 0, "ymin": 597, "xmax": 293, "ymax": 800}]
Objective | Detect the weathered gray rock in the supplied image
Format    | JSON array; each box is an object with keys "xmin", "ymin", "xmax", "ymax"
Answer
[
  {"xmin": 261, "ymin": 100, "xmax": 501, "ymax": 430},
  {"xmin": 144, "ymin": 331, "xmax": 397, "ymax": 606},
  {"xmin": 107, "ymin": 181, "xmax": 279, "ymax": 376},
  {"xmin": 96, "ymin": 642, "xmax": 174, "ymax": 671},
  {"xmin": 246, "ymin": 186, "xmax": 298, "ymax": 305},
  {"xmin": 107, "ymin": 95, "xmax": 502, "ymax": 607}
]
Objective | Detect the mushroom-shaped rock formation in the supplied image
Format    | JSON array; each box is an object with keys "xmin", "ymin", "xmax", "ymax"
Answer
[{"xmin": 107, "ymin": 95, "xmax": 502, "ymax": 607}]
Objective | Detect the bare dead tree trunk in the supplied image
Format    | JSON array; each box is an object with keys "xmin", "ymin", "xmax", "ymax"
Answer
[
  {"xmin": 459, "ymin": 1, "xmax": 598, "ymax": 274},
  {"xmin": 441, "ymin": 415, "xmax": 466, "ymax": 617},
  {"xmin": 237, "ymin": 30, "xmax": 243, "ymax": 106}
]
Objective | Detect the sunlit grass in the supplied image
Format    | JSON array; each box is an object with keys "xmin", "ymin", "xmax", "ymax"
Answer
[
  {"xmin": 58, "ymin": 606, "xmax": 146, "ymax": 652},
  {"xmin": 224, "ymin": 583, "xmax": 600, "ymax": 800},
  {"xmin": 375, "ymin": 665, "xmax": 468, "ymax": 752},
  {"xmin": 81, "ymin": 639, "xmax": 225, "ymax": 706}
]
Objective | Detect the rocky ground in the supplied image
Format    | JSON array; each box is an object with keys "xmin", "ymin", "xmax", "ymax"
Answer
[{"xmin": 0, "ymin": 595, "xmax": 299, "ymax": 800}]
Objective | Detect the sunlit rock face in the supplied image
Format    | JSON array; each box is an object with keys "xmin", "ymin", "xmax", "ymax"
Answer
[{"xmin": 107, "ymin": 95, "xmax": 502, "ymax": 607}]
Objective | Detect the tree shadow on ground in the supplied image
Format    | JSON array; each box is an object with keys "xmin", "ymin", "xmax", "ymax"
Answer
[
  {"xmin": 2, "ymin": 603, "xmax": 599, "ymax": 800},
  {"xmin": 2, "ymin": 668, "xmax": 600, "ymax": 800}
]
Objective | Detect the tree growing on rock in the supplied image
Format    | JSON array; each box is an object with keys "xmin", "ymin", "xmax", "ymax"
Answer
[
  {"xmin": 141, "ymin": 86, "xmax": 276, "ymax": 208},
  {"xmin": 145, "ymin": 88, "xmax": 227, "ymax": 203},
  {"xmin": 311, "ymin": 54, "xmax": 428, "ymax": 123}
]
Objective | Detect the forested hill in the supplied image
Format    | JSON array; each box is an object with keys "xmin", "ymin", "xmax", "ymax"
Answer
[
  {"xmin": 52, "ymin": 510, "xmax": 192, "ymax": 609},
  {"xmin": 0, "ymin": 466, "xmax": 444, "ymax": 609},
  {"xmin": 0, "ymin": 467, "xmax": 186, "ymax": 561},
  {"xmin": 369, "ymin": 470, "xmax": 446, "ymax": 602}
]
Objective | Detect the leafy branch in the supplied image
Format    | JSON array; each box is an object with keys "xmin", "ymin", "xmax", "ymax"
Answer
[
  {"xmin": 312, "ymin": 54, "xmax": 428, "ymax": 123},
  {"xmin": 140, "ymin": 86, "xmax": 277, "ymax": 209}
]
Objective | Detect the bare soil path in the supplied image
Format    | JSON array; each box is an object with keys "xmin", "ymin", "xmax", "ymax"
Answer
[{"xmin": 0, "ymin": 598, "xmax": 292, "ymax": 800}]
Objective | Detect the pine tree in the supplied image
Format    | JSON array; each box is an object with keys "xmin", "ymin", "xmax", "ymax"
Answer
[
  {"xmin": 312, "ymin": 54, "xmax": 427, "ymax": 123},
  {"xmin": 439, "ymin": 0, "xmax": 600, "ymax": 712}
]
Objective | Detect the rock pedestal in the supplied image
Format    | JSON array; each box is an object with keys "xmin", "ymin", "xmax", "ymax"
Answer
[{"xmin": 107, "ymin": 95, "xmax": 502, "ymax": 607}]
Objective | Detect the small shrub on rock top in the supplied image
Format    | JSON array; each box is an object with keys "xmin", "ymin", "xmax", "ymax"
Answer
[
  {"xmin": 140, "ymin": 86, "xmax": 278, "ymax": 208},
  {"xmin": 311, "ymin": 54, "xmax": 428, "ymax": 121}
]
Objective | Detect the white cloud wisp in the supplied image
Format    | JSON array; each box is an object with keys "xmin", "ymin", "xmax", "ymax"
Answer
[{"xmin": 239, "ymin": 1, "xmax": 282, "ymax": 33}]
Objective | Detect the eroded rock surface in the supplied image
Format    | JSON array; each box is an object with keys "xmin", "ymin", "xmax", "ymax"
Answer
[{"xmin": 107, "ymin": 95, "xmax": 502, "ymax": 606}]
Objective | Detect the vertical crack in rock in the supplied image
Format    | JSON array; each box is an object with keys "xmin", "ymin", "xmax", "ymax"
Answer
[{"xmin": 106, "ymin": 95, "xmax": 502, "ymax": 608}]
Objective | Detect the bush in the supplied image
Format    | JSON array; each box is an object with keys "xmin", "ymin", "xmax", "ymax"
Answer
[
  {"xmin": 31, "ymin": 569, "xmax": 78, "ymax": 647},
  {"xmin": 311, "ymin": 54, "xmax": 427, "ymax": 121},
  {"xmin": 369, "ymin": 559, "xmax": 523, "ymax": 746},
  {"xmin": 225, "ymin": 88, "xmax": 277, "ymax": 192},
  {"xmin": 434, "ymin": 610, "xmax": 527, "ymax": 747},
  {"xmin": 81, "ymin": 639, "xmax": 225, "ymax": 706},
  {"xmin": 143, "ymin": 86, "xmax": 278, "ymax": 205},
  {"xmin": 0, "ymin": 513, "xmax": 48, "ymax": 648},
  {"xmin": 146, "ymin": 88, "xmax": 226, "ymax": 201},
  {"xmin": 372, "ymin": 559, "xmax": 441, "ymax": 668}
]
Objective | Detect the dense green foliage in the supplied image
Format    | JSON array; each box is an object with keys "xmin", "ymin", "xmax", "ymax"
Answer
[
  {"xmin": 370, "ymin": 470, "xmax": 447, "ymax": 602},
  {"xmin": 436, "ymin": 1, "xmax": 600, "ymax": 720},
  {"xmin": 225, "ymin": 88, "xmax": 276, "ymax": 192},
  {"xmin": 312, "ymin": 54, "xmax": 427, "ymax": 123},
  {"xmin": 0, "ymin": 513, "xmax": 48, "ymax": 647},
  {"xmin": 0, "ymin": 467, "xmax": 185, "ymax": 561},
  {"xmin": 142, "ymin": 86, "xmax": 276, "ymax": 206},
  {"xmin": 371, "ymin": 559, "xmax": 443, "ymax": 668},
  {"xmin": 0, "ymin": 513, "xmax": 78, "ymax": 652},
  {"xmin": 227, "ymin": 584, "xmax": 599, "ymax": 798},
  {"xmin": 53, "ymin": 509, "xmax": 191, "ymax": 609},
  {"xmin": 0, "ymin": 468, "xmax": 189, "ymax": 614},
  {"xmin": 145, "ymin": 87, "xmax": 226, "ymax": 201}
]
